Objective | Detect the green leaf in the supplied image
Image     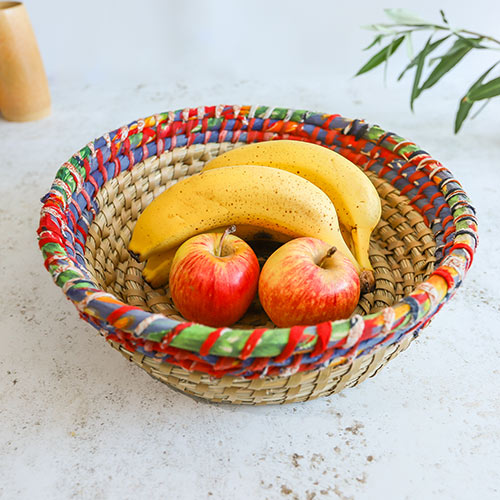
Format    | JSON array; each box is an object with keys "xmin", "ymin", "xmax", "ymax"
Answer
[
  {"xmin": 356, "ymin": 36, "xmax": 405, "ymax": 76},
  {"xmin": 420, "ymin": 38, "xmax": 475, "ymax": 91},
  {"xmin": 362, "ymin": 23, "xmax": 398, "ymax": 34},
  {"xmin": 454, "ymin": 62, "xmax": 499, "ymax": 132},
  {"xmin": 429, "ymin": 37, "xmax": 485, "ymax": 65},
  {"xmin": 410, "ymin": 36, "xmax": 433, "ymax": 110},
  {"xmin": 398, "ymin": 35, "xmax": 451, "ymax": 81},
  {"xmin": 440, "ymin": 10, "xmax": 448, "ymax": 24},
  {"xmin": 455, "ymin": 97, "xmax": 474, "ymax": 133},
  {"xmin": 363, "ymin": 34, "xmax": 384, "ymax": 51},
  {"xmin": 454, "ymin": 35, "xmax": 487, "ymax": 50},
  {"xmin": 404, "ymin": 32, "xmax": 414, "ymax": 60},
  {"xmin": 384, "ymin": 8, "xmax": 427, "ymax": 25},
  {"xmin": 468, "ymin": 76, "xmax": 500, "ymax": 100}
]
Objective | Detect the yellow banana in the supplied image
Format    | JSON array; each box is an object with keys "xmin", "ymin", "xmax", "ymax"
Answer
[
  {"xmin": 143, "ymin": 248, "xmax": 178, "ymax": 289},
  {"xmin": 129, "ymin": 165, "xmax": 358, "ymax": 271},
  {"xmin": 143, "ymin": 225, "xmax": 293, "ymax": 289},
  {"xmin": 203, "ymin": 140, "xmax": 381, "ymax": 274}
]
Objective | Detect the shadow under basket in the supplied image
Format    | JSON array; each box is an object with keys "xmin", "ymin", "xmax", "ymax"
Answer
[{"xmin": 38, "ymin": 105, "xmax": 477, "ymax": 405}]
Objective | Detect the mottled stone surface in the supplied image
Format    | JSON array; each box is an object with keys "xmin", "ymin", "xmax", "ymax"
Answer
[{"xmin": 1, "ymin": 78, "xmax": 499, "ymax": 499}]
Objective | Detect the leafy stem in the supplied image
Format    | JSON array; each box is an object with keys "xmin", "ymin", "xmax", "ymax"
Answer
[
  {"xmin": 357, "ymin": 9, "xmax": 500, "ymax": 132},
  {"xmin": 366, "ymin": 23, "xmax": 500, "ymax": 47},
  {"xmin": 459, "ymin": 29, "xmax": 500, "ymax": 47}
]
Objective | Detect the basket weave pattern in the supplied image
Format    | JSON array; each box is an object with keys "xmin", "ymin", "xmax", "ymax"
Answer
[{"xmin": 38, "ymin": 105, "xmax": 477, "ymax": 404}]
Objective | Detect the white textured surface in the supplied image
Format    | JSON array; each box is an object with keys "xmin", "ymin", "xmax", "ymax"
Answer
[{"xmin": 1, "ymin": 78, "xmax": 500, "ymax": 500}]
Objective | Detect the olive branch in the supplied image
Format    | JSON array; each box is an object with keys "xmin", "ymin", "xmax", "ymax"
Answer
[{"xmin": 356, "ymin": 8, "xmax": 500, "ymax": 132}]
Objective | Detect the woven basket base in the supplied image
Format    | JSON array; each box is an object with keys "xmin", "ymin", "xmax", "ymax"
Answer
[
  {"xmin": 108, "ymin": 333, "xmax": 414, "ymax": 405},
  {"xmin": 83, "ymin": 142, "xmax": 436, "ymax": 404}
]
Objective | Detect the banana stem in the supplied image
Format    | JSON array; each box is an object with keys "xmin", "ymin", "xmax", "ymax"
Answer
[
  {"xmin": 216, "ymin": 225, "xmax": 236, "ymax": 257},
  {"xmin": 319, "ymin": 246, "xmax": 337, "ymax": 268},
  {"xmin": 351, "ymin": 228, "xmax": 373, "ymax": 271},
  {"xmin": 360, "ymin": 270, "xmax": 376, "ymax": 294},
  {"xmin": 351, "ymin": 228, "xmax": 376, "ymax": 293}
]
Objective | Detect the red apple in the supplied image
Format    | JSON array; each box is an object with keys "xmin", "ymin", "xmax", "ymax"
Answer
[
  {"xmin": 258, "ymin": 237, "xmax": 360, "ymax": 327},
  {"xmin": 169, "ymin": 226, "xmax": 260, "ymax": 327}
]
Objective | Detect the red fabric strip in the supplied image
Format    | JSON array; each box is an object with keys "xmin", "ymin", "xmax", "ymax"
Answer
[
  {"xmin": 431, "ymin": 268, "xmax": 456, "ymax": 290},
  {"xmin": 112, "ymin": 158, "xmax": 120, "ymax": 178},
  {"xmin": 443, "ymin": 225, "xmax": 455, "ymax": 241},
  {"xmin": 214, "ymin": 356, "xmax": 239, "ymax": 371},
  {"xmin": 205, "ymin": 105, "xmax": 216, "ymax": 118},
  {"xmin": 240, "ymin": 328, "xmax": 267, "ymax": 360},
  {"xmin": 95, "ymin": 149, "xmax": 103, "ymax": 168},
  {"xmin": 435, "ymin": 202, "xmax": 448, "ymax": 218},
  {"xmin": 158, "ymin": 123, "xmax": 170, "ymax": 139},
  {"xmin": 390, "ymin": 174, "xmax": 403, "ymax": 187},
  {"xmin": 128, "ymin": 151, "xmax": 135, "ymax": 170},
  {"xmin": 415, "ymin": 180, "xmax": 436, "ymax": 196},
  {"xmin": 83, "ymin": 158, "xmax": 91, "ymax": 179},
  {"xmin": 141, "ymin": 127, "xmax": 155, "ymax": 145},
  {"xmin": 245, "ymin": 356, "xmax": 271, "ymax": 373},
  {"xmin": 275, "ymin": 325, "xmax": 306, "ymax": 363},
  {"xmin": 76, "ymin": 224, "xmax": 87, "ymax": 240},
  {"xmin": 422, "ymin": 191, "xmax": 443, "ymax": 213},
  {"xmin": 107, "ymin": 305, "xmax": 137, "ymax": 325},
  {"xmin": 323, "ymin": 114, "xmax": 340, "ymax": 130},
  {"xmin": 67, "ymin": 207, "xmax": 77, "ymax": 229},
  {"xmin": 324, "ymin": 129, "xmax": 336, "ymax": 145},
  {"xmin": 122, "ymin": 138, "xmax": 131, "ymax": 156},
  {"xmin": 162, "ymin": 322, "xmax": 194, "ymax": 346},
  {"xmin": 157, "ymin": 137, "xmax": 165, "ymax": 154},
  {"xmin": 399, "ymin": 184, "xmax": 414, "ymax": 197},
  {"xmin": 407, "ymin": 170, "xmax": 426, "ymax": 184},
  {"xmin": 199, "ymin": 328, "xmax": 225, "ymax": 357},
  {"xmin": 430, "ymin": 191, "xmax": 443, "ymax": 204},
  {"xmin": 96, "ymin": 149, "xmax": 106, "ymax": 179},
  {"xmin": 449, "ymin": 243, "xmax": 475, "ymax": 266},
  {"xmin": 311, "ymin": 322, "xmax": 332, "ymax": 357},
  {"xmin": 410, "ymin": 194, "xmax": 426, "ymax": 204},
  {"xmin": 71, "ymin": 200, "xmax": 82, "ymax": 218},
  {"xmin": 87, "ymin": 174, "xmax": 99, "ymax": 195}
]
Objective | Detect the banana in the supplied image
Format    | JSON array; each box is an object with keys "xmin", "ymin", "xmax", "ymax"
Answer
[
  {"xmin": 143, "ymin": 225, "xmax": 293, "ymax": 289},
  {"xmin": 203, "ymin": 140, "xmax": 381, "ymax": 275},
  {"xmin": 142, "ymin": 247, "xmax": 178, "ymax": 289},
  {"xmin": 129, "ymin": 165, "xmax": 358, "ymax": 271}
]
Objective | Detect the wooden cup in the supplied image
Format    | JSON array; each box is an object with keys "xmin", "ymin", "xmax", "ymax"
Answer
[{"xmin": 0, "ymin": 2, "xmax": 51, "ymax": 121}]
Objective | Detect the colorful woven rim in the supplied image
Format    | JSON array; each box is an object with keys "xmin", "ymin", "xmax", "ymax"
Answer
[{"xmin": 38, "ymin": 105, "xmax": 477, "ymax": 379}]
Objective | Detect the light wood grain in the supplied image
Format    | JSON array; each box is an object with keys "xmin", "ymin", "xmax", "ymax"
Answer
[{"xmin": 0, "ymin": 2, "xmax": 51, "ymax": 121}]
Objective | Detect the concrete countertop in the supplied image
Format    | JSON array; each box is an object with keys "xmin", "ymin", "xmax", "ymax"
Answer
[{"xmin": 1, "ymin": 78, "xmax": 499, "ymax": 499}]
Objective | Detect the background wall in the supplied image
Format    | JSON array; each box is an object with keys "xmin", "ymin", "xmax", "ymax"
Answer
[{"xmin": 23, "ymin": 0, "xmax": 500, "ymax": 85}]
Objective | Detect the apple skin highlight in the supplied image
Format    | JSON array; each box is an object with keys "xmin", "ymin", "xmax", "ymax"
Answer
[{"xmin": 258, "ymin": 237, "xmax": 360, "ymax": 328}]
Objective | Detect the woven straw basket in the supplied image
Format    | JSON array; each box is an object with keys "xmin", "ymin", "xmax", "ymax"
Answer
[{"xmin": 38, "ymin": 105, "xmax": 477, "ymax": 405}]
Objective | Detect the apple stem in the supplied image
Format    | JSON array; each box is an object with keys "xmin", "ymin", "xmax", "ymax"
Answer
[
  {"xmin": 319, "ymin": 246, "xmax": 337, "ymax": 268},
  {"xmin": 216, "ymin": 225, "xmax": 236, "ymax": 257}
]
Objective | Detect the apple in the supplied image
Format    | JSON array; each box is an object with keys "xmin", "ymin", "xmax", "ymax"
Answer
[
  {"xmin": 258, "ymin": 237, "xmax": 360, "ymax": 327},
  {"xmin": 169, "ymin": 226, "xmax": 260, "ymax": 327}
]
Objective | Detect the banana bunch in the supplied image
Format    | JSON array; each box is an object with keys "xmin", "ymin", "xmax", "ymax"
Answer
[
  {"xmin": 129, "ymin": 141, "xmax": 381, "ymax": 292},
  {"xmin": 129, "ymin": 165, "xmax": 358, "ymax": 283},
  {"xmin": 203, "ymin": 140, "xmax": 381, "ymax": 276}
]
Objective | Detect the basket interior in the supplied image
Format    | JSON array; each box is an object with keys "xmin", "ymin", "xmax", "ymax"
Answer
[{"xmin": 83, "ymin": 141, "xmax": 436, "ymax": 329}]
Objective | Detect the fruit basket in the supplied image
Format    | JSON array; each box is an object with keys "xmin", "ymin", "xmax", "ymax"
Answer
[{"xmin": 38, "ymin": 105, "xmax": 477, "ymax": 404}]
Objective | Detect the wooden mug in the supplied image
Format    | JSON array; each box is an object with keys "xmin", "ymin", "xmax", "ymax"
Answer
[{"xmin": 0, "ymin": 1, "xmax": 51, "ymax": 121}]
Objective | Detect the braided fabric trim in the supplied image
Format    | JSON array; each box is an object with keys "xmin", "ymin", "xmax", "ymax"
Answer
[{"xmin": 37, "ymin": 105, "xmax": 477, "ymax": 378}]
